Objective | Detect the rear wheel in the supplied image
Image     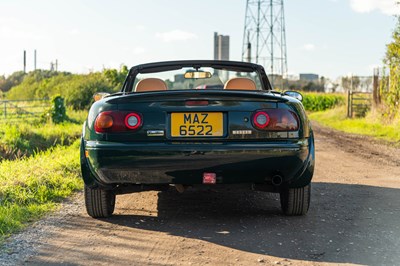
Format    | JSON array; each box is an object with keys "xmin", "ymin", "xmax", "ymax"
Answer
[
  {"xmin": 84, "ymin": 185, "xmax": 116, "ymax": 218},
  {"xmin": 280, "ymin": 184, "xmax": 311, "ymax": 216}
]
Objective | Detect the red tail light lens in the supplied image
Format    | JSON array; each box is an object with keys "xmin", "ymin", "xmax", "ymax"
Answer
[
  {"xmin": 252, "ymin": 109, "xmax": 299, "ymax": 131},
  {"xmin": 125, "ymin": 113, "xmax": 141, "ymax": 129},
  {"xmin": 95, "ymin": 111, "xmax": 142, "ymax": 133},
  {"xmin": 253, "ymin": 111, "xmax": 270, "ymax": 129}
]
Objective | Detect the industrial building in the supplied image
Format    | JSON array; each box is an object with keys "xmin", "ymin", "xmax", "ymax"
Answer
[
  {"xmin": 214, "ymin": 32, "xmax": 230, "ymax": 60},
  {"xmin": 299, "ymin": 73, "xmax": 319, "ymax": 82}
]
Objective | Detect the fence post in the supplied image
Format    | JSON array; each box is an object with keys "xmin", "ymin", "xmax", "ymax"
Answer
[
  {"xmin": 373, "ymin": 68, "xmax": 379, "ymax": 106},
  {"xmin": 350, "ymin": 76, "xmax": 354, "ymax": 118},
  {"xmin": 347, "ymin": 89, "xmax": 353, "ymax": 118},
  {"xmin": 347, "ymin": 90, "xmax": 350, "ymax": 118},
  {"xmin": 350, "ymin": 91, "xmax": 353, "ymax": 118}
]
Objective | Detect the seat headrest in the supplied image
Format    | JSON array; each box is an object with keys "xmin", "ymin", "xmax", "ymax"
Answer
[
  {"xmin": 224, "ymin": 77, "xmax": 257, "ymax": 91},
  {"xmin": 135, "ymin": 78, "xmax": 168, "ymax": 92}
]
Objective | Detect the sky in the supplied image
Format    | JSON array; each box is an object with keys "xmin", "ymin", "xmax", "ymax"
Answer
[{"xmin": 0, "ymin": 0, "xmax": 399, "ymax": 80}]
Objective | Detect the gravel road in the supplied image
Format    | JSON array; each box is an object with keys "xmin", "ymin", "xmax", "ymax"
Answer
[{"xmin": 1, "ymin": 122, "xmax": 400, "ymax": 266}]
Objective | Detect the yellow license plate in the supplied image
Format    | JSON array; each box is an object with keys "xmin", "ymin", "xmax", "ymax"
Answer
[{"xmin": 171, "ymin": 112, "xmax": 223, "ymax": 137}]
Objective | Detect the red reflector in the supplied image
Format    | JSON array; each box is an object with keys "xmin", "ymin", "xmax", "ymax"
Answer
[
  {"xmin": 252, "ymin": 109, "xmax": 299, "ymax": 131},
  {"xmin": 125, "ymin": 113, "xmax": 142, "ymax": 130},
  {"xmin": 185, "ymin": 100, "xmax": 209, "ymax": 106},
  {"xmin": 253, "ymin": 111, "xmax": 270, "ymax": 129},
  {"xmin": 203, "ymin": 172, "xmax": 217, "ymax": 184},
  {"xmin": 94, "ymin": 111, "xmax": 143, "ymax": 133}
]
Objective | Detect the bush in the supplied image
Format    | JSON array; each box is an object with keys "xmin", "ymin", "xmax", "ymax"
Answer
[
  {"xmin": 302, "ymin": 93, "xmax": 345, "ymax": 112},
  {"xmin": 5, "ymin": 70, "xmax": 118, "ymax": 110},
  {"xmin": 64, "ymin": 74, "xmax": 114, "ymax": 110},
  {"xmin": 41, "ymin": 95, "xmax": 67, "ymax": 124},
  {"xmin": 49, "ymin": 95, "xmax": 67, "ymax": 123},
  {"xmin": 379, "ymin": 19, "xmax": 400, "ymax": 120}
]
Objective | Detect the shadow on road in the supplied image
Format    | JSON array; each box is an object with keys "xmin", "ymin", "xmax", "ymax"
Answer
[{"xmin": 103, "ymin": 182, "xmax": 400, "ymax": 265}]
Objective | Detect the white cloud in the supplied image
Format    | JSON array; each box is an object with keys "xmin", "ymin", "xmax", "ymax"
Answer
[
  {"xmin": 350, "ymin": 0, "xmax": 400, "ymax": 15},
  {"xmin": 155, "ymin": 30, "xmax": 198, "ymax": 42},
  {"xmin": 302, "ymin": 44, "xmax": 316, "ymax": 51}
]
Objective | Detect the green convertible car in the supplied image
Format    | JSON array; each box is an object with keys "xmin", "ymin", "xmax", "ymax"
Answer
[{"xmin": 80, "ymin": 60, "xmax": 315, "ymax": 218}]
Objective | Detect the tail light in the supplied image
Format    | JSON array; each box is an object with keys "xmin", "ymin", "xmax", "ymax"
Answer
[
  {"xmin": 253, "ymin": 111, "xmax": 270, "ymax": 129},
  {"xmin": 95, "ymin": 111, "xmax": 142, "ymax": 133},
  {"xmin": 252, "ymin": 109, "xmax": 299, "ymax": 131},
  {"xmin": 125, "ymin": 113, "xmax": 141, "ymax": 129}
]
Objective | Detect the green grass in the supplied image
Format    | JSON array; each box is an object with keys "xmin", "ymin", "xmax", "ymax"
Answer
[
  {"xmin": 0, "ymin": 119, "xmax": 83, "ymax": 161},
  {"xmin": 0, "ymin": 110, "xmax": 87, "ymax": 239},
  {"xmin": 0, "ymin": 140, "xmax": 82, "ymax": 238},
  {"xmin": 309, "ymin": 105, "xmax": 400, "ymax": 143},
  {"xmin": 66, "ymin": 108, "xmax": 88, "ymax": 124}
]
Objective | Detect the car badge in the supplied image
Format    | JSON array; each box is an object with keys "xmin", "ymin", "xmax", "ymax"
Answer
[
  {"xmin": 232, "ymin": 130, "xmax": 252, "ymax": 135},
  {"xmin": 147, "ymin": 130, "xmax": 164, "ymax": 136}
]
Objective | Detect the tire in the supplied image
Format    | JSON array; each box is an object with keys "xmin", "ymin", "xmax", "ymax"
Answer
[
  {"xmin": 280, "ymin": 183, "xmax": 311, "ymax": 216},
  {"xmin": 84, "ymin": 185, "xmax": 116, "ymax": 218}
]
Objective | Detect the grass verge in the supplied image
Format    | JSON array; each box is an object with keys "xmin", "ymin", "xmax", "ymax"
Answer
[
  {"xmin": 0, "ymin": 140, "xmax": 82, "ymax": 240},
  {"xmin": 309, "ymin": 105, "xmax": 400, "ymax": 143},
  {"xmin": 0, "ymin": 122, "xmax": 82, "ymax": 161}
]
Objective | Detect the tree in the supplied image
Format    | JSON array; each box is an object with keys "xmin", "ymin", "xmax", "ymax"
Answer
[
  {"xmin": 65, "ymin": 73, "xmax": 114, "ymax": 110},
  {"xmin": 103, "ymin": 65, "xmax": 129, "ymax": 91},
  {"xmin": 0, "ymin": 71, "xmax": 26, "ymax": 92},
  {"xmin": 341, "ymin": 76, "xmax": 360, "ymax": 91},
  {"xmin": 380, "ymin": 17, "xmax": 400, "ymax": 119},
  {"xmin": 320, "ymin": 76, "xmax": 326, "ymax": 87}
]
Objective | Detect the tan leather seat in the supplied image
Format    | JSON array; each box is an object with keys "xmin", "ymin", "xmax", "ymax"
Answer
[
  {"xmin": 224, "ymin": 77, "xmax": 257, "ymax": 91},
  {"xmin": 135, "ymin": 78, "xmax": 168, "ymax": 92}
]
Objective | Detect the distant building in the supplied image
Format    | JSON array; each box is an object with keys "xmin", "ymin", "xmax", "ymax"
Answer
[
  {"xmin": 214, "ymin": 32, "xmax": 229, "ymax": 60},
  {"xmin": 299, "ymin": 73, "xmax": 319, "ymax": 82},
  {"xmin": 286, "ymin": 74, "xmax": 300, "ymax": 81}
]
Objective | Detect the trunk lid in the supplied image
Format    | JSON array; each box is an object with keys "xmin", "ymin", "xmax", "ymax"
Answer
[{"xmin": 100, "ymin": 90, "xmax": 299, "ymax": 142}]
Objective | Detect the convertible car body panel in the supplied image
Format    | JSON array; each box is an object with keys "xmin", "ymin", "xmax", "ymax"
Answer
[
  {"xmin": 82, "ymin": 138, "xmax": 313, "ymax": 186},
  {"xmin": 81, "ymin": 60, "xmax": 315, "ymax": 217}
]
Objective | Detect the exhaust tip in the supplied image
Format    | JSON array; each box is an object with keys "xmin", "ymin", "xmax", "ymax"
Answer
[{"xmin": 271, "ymin": 175, "xmax": 283, "ymax": 186}]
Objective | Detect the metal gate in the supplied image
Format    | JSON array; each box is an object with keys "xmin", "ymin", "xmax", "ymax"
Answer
[
  {"xmin": 345, "ymin": 76, "xmax": 373, "ymax": 118},
  {"xmin": 347, "ymin": 91, "xmax": 372, "ymax": 118},
  {"xmin": 0, "ymin": 98, "xmax": 50, "ymax": 123}
]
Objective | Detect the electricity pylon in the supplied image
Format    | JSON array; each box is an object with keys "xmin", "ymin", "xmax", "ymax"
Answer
[{"xmin": 242, "ymin": 0, "xmax": 288, "ymax": 90}]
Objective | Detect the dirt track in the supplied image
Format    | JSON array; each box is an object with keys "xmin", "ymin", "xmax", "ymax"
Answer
[{"xmin": 5, "ymin": 123, "xmax": 400, "ymax": 265}]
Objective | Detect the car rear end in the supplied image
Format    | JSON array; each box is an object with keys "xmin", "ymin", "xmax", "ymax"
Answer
[
  {"xmin": 81, "ymin": 60, "xmax": 315, "ymax": 218},
  {"xmin": 82, "ymin": 90, "xmax": 314, "ymax": 190}
]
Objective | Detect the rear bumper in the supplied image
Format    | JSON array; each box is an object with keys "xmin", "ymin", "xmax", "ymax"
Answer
[{"xmin": 81, "ymin": 138, "xmax": 315, "ymax": 189}]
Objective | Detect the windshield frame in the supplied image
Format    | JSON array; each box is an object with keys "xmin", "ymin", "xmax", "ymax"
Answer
[{"xmin": 122, "ymin": 60, "xmax": 272, "ymax": 93}]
